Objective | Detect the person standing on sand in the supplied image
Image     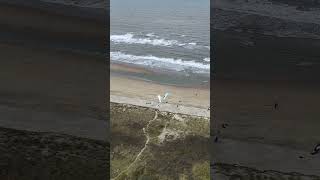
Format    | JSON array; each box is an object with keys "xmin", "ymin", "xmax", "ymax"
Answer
[
  {"xmin": 214, "ymin": 130, "xmax": 220, "ymax": 143},
  {"xmin": 274, "ymin": 102, "xmax": 278, "ymax": 110}
]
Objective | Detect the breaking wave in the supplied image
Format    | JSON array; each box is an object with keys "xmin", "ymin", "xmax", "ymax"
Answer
[
  {"xmin": 111, "ymin": 51, "xmax": 210, "ymax": 74},
  {"xmin": 203, "ymin": 57, "xmax": 210, "ymax": 62},
  {"xmin": 110, "ymin": 33, "xmax": 203, "ymax": 49}
]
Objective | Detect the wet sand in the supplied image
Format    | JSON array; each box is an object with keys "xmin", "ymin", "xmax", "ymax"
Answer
[{"xmin": 0, "ymin": 0, "xmax": 107, "ymax": 54}]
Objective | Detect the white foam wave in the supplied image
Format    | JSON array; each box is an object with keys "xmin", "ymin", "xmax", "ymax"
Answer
[
  {"xmin": 111, "ymin": 33, "xmax": 179, "ymax": 47},
  {"xmin": 203, "ymin": 57, "xmax": 210, "ymax": 62},
  {"xmin": 110, "ymin": 33, "xmax": 204, "ymax": 50},
  {"xmin": 146, "ymin": 33, "xmax": 158, "ymax": 37},
  {"xmin": 111, "ymin": 51, "xmax": 209, "ymax": 74}
]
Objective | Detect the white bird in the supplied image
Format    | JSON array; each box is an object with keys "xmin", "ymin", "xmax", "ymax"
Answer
[
  {"xmin": 157, "ymin": 92, "xmax": 170, "ymax": 104},
  {"xmin": 163, "ymin": 92, "xmax": 169, "ymax": 100},
  {"xmin": 157, "ymin": 95, "xmax": 162, "ymax": 103}
]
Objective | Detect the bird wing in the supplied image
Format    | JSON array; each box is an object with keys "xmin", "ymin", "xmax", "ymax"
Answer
[
  {"xmin": 163, "ymin": 92, "xmax": 169, "ymax": 100},
  {"xmin": 157, "ymin": 95, "xmax": 162, "ymax": 103}
]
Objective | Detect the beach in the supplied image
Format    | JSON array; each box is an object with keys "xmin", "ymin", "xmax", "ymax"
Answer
[
  {"xmin": 110, "ymin": 60, "xmax": 210, "ymax": 180},
  {"xmin": 0, "ymin": 0, "xmax": 108, "ymax": 139},
  {"xmin": 0, "ymin": 0, "xmax": 108, "ymax": 179},
  {"xmin": 110, "ymin": 1, "xmax": 210, "ymax": 178},
  {"xmin": 0, "ymin": 43, "xmax": 108, "ymax": 140},
  {"xmin": 212, "ymin": 0, "xmax": 320, "ymax": 178},
  {"xmin": 212, "ymin": 80, "xmax": 320, "ymax": 176},
  {"xmin": 111, "ymin": 64, "xmax": 210, "ymax": 111}
]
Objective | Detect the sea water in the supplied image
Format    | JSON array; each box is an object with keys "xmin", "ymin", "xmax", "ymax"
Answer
[{"xmin": 111, "ymin": 0, "xmax": 210, "ymax": 86}]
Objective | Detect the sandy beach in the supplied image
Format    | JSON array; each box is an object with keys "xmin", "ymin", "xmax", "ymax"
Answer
[
  {"xmin": 0, "ymin": 0, "xmax": 108, "ymax": 140},
  {"xmin": 110, "ymin": 62, "xmax": 210, "ymax": 179},
  {"xmin": 212, "ymin": 0, "xmax": 320, "ymax": 178},
  {"xmin": 110, "ymin": 62, "xmax": 211, "ymax": 179},
  {"xmin": 0, "ymin": 0, "xmax": 109, "ymax": 179},
  {"xmin": 111, "ymin": 64, "xmax": 210, "ymax": 111},
  {"xmin": 110, "ymin": 1, "xmax": 210, "ymax": 178},
  {"xmin": 212, "ymin": 80, "xmax": 320, "ymax": 175},
  {"xmin": 0, "ymin": 42, "xmax": 108, "ymax": 140}
]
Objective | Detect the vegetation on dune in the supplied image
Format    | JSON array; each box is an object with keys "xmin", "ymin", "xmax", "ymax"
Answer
[
  {"xmin": 0, "ymin": 127, "xmax": 109, "ymax": 180},
  {"xmin": 192, "ymin": 161, "xmax": 210, "ymax": 180},
  {"xmin": 111, "ymin": 103, "xmax": 209, "ymax": 180}
]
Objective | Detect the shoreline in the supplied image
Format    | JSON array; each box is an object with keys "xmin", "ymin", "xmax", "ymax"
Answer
[
  {"xmin": 0, "ymin": 0, "xmax": 107, "ymax": 55},
  {"xmin": 111, "ymin": 62, "xmax": 210, "ymax": 89},
  {"xmin": 110, "ymin": 67, "xmax": 210, "ymax": 116},
  {"xmin": 0, "ymin": 0, "xmax": 107, "ymax": 20}
]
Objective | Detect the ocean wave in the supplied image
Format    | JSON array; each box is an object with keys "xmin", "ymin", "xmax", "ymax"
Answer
[
  {"xmin": 146, "ymin": 33, "xmax": 158, "ymax": 38},
  {"xmin": 111, "ymin": 51, "xmax": 210, "ymax": 74},
  {"xmin": 111, "ymin": 33, "xmax": 178, "ymax": 47},
  {"xmin": 111, "ymin": 33, "xmax": 204, "ymax": 49},
  {"xmin": 203, "ymin": 57, "xmax": 210, "ymax": 62}
]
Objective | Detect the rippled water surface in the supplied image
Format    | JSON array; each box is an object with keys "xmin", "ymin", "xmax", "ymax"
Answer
[{"xmin": 111, "ymin": 0, "xmax": 210, "ymax": 83}]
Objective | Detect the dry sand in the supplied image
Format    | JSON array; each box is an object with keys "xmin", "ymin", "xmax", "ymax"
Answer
[{"xmin": 110, "ymin": 64, "xmax": 210, "ymax": 115}]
